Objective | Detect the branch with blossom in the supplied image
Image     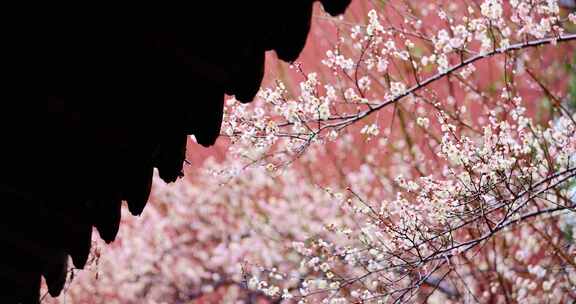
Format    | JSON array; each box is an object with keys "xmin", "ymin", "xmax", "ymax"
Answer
[{"xmin": 223, "ymin": 1, "xmax": 576, "ymax": 167}]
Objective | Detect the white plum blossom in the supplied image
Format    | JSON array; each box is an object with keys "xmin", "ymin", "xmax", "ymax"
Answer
[{"xmin": 481, "ymin": 0, "xmax": 503, "ymax": 20}]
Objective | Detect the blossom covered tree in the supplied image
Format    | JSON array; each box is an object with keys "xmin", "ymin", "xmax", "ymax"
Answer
[{"xmin": 43, "ymin": 1, "xmax": 576, "ymax": 303}]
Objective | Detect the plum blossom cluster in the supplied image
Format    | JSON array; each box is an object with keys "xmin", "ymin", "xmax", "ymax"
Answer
[
  {"xmin": 42, "ymin": 155, "xmax": 363, "ymax": 303},
  {"xmin": 221, "ymin": 0, "xmax": 576, "ymax": 169},
  {"xmin": 259, "ymin": 98, "xmax": 576, "ymax": 303}
]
